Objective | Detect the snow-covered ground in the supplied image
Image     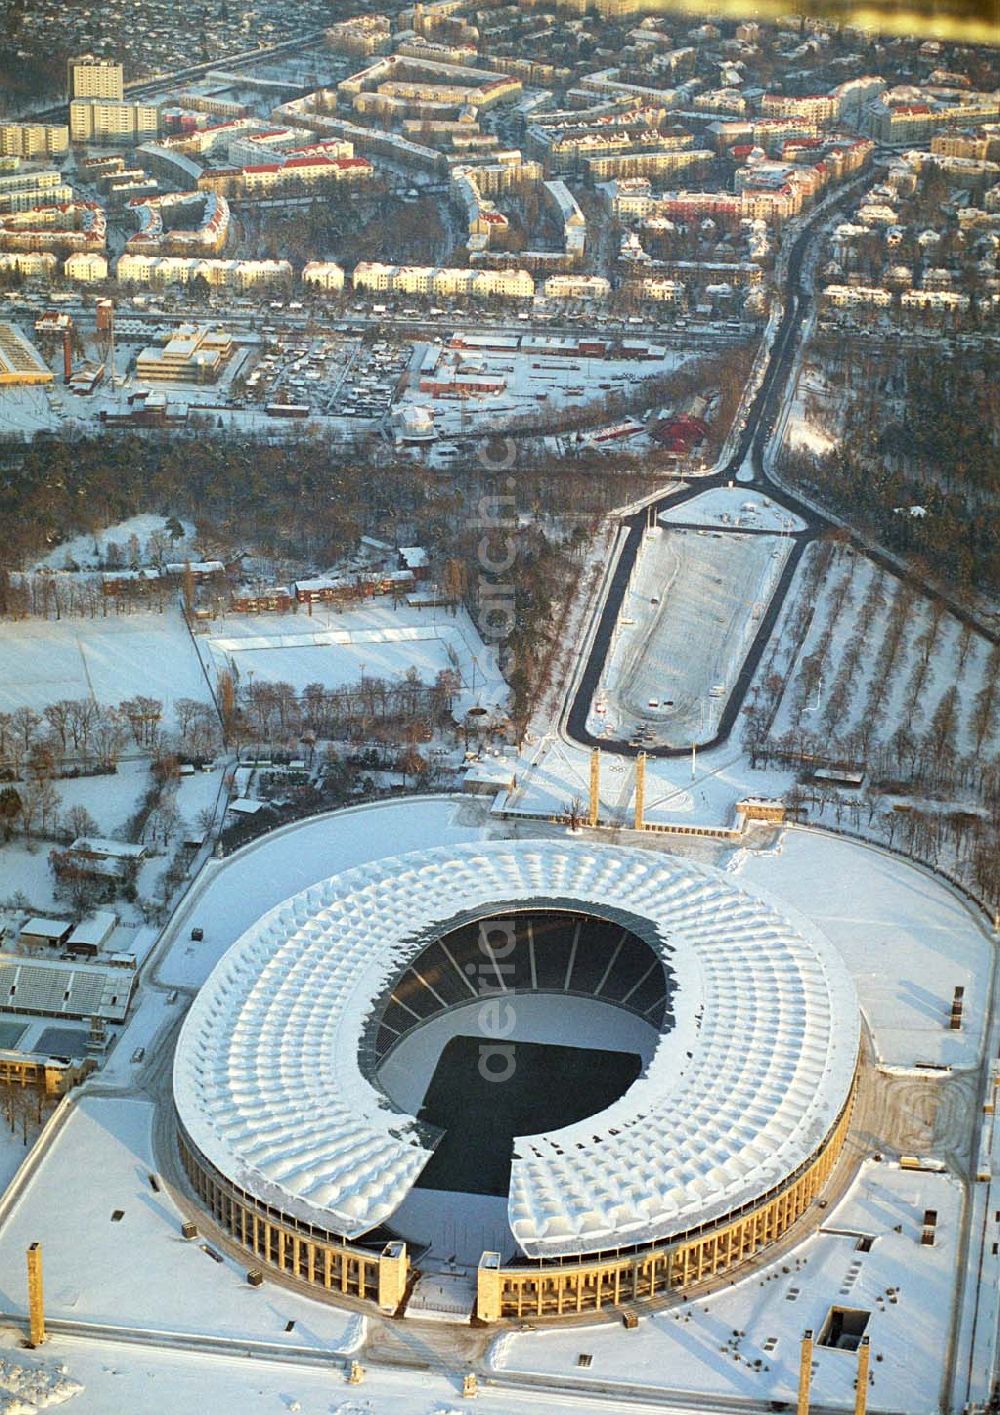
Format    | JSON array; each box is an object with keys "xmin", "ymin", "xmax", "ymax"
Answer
[
  {"xmin": 591, "ymin": 524, "xmax": 792, "ymax": 747},
  {"xmin": 0, "ymin": 1334, "xmax": 659, "ymax": 1415},
  {"xmin": 659, "ymin": 487, "xmax": 805, "ymax": 533},
  {"xmin": 491, "ymin": 1159, "xmax": 962, "ymax": 1415},
  {"xmin": 155, "ymin": 796, "xmax": 490, "ymax": 989},
  {"xmin": 395, "ymin": 344, "xmax": 694, "ymax": 437},
  {"xmin": 785, "ymin": 407, "xmax": 838, "ymax": 456},
  {"xmin": 783, "ymin": 359, "xmax": 841, "ymax": 457},
  {"xmin": 505, "ymin": 733, "xmax": 795, "ymax": 828},
  {"xmin": 0, "ymin": 381, "xmax": 61, "ymax": 440},
  {"xmin": 32, "ymin": 515, "xmax": 196, "ymax": 573},
  {"xmin": 0, "ymin": 761, "xmax": 222, "ymax": 919},
  {"xmin": 0, "ymin": 1122, "xmax": 35, "ymax": 1197},
  {"xmin": 46, "ymin": 759, "xmax": 152, "ymax": 839},
  {"xmin": 0, "ymin": 843, "xmax": 69, "ymax": 914},
  {"xmin": 200, "ymin": 601, "xmax": 505, "ymax": 717},
  {"xmin": 0, "ymin": 1347, "xmax": 80, "ymax": 1411},
  {"xmin": 0, "ymin": 610, "xmax": 211, "ymax": 719},
  {"xmin": 767, "ymin": 548, "xmax": 998, "ymax": 755},
  {"xmin": 737, "ymin": 829, "xmax": 989, "ymax": 1070},
  {"xmin": 0, "ymin": 1096, "xmax": 367, "ymax": 1350}
]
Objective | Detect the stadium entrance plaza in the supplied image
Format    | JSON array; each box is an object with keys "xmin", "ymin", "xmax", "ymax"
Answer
[{"xmin": 0, "ymin": 796, "xmax": 994, "ymax": 1414}]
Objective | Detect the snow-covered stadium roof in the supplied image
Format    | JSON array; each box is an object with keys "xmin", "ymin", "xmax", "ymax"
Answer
[{"xmin": 173, "ymin": 841, "xmax": 859, "ymax": 1260}]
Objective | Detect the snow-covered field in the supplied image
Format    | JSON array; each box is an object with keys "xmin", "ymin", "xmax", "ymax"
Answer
[
  {"xmin": 0, "ymin": 1124, "xmax": 34, "ymax": 1198},
  {"xmin": 492, "ymin": 1159, "xmax": 961, "ymax": 1415},
  {"xmin": 0, "ymin": 382, "xmax": 60, "ymax": 439},
  {"xmin": 594, "ymin": 525, "xmax": 791, "ymax": 746},
  {"xmin": 765, "ymin": 547, "xmax": 997, "ymax": 756},
  {"xmin": 0, "ymin": 1096, "xmax": 366, "ymax": 1350},
  {"xmin": 200, "ymin": 601, "xmax": 506, "ymax": 716},
  {"xmin": 0, "ymin": 1335, "xmax": 633, "ymax": 1415},
  {"xmin": 0, "ymin": 761, "xmax": 221, "ymax": 923},
  {"xmin": 781, "ymin": 353, "xmax": 840, "ymax": 457},
  {"xmin": 737, "ymin": 828, "xmax": 989, "ymax": 1070},
  {"xmin": 396, "ymin": 343, "xmax": 694, "ymax": 436},
  {"xmin": 506, "ymin": 733, "xmax": 794, "ymax": 827},
  {"xmin": 0, "ymin": 610, "xmax": 212, "ymax": 718}
]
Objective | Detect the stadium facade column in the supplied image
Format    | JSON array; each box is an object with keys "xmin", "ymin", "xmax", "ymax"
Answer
[
  {"xmin": 477, "ymin": 1250, "xmax": 503, "ymax": 1321},
  {"xmin": 378, "ymin": 1241, "xmax": 408, "ymax": 1312},
  {"xmin": 634, "ymin": 751, "xmax": 646, "ymax": 830},
  {"xmin": 854, "ymin": 1335, "xmax": 871, "ymax": 1415},
  {"xmin": 26, "ymin": 1243, "xmax": 45, "ymax": 1346},
  {"xmin": 589, "ymin": 747, "xmax": 601, "ymax": 828},
  {"xmin": 797, "ymin": 1328, "xmax": 814, "ymax": 1415}
]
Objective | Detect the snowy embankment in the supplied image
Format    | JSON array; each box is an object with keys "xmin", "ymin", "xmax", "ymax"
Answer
[
  {"xmin": 0, "ymin": 1096, "xmax": 366, "ymax": 1352},
  {"xmin": 0, "ymin": 1355, "xmax": 81, "ymax": 1413}
]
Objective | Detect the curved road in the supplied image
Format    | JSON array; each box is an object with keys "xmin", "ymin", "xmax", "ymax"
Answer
[
  {"xmin": 563, "ymin": 175, "xmax": 872, "ymax": 760},
  {"xmin": 561, "ymin": 165, "xmax": 1000, "ymax": 761}
]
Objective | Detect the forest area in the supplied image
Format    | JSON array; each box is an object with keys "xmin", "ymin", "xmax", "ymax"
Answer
[
  {"xmin": 0, "ymin": 427, "xmax": 667, "ymax": 747},
  {"xmin": 780, "ymin": 342, "xmax": 1000, "ymax": 600}
]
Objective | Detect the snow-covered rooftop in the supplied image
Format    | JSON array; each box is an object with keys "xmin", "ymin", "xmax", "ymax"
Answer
[{"xmin": 173, "ymin": 841, "xmax": 859, "ymax": 1260}]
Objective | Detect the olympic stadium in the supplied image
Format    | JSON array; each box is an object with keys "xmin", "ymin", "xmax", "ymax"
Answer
[{"xmin": 172, "ymin": 840, "xmax": 861, "ymax": 1322}]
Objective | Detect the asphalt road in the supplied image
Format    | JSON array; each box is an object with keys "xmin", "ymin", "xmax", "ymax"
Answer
[{"xmin": 563, "ymin": 167, "xmax": 1000, "ymax": 760}]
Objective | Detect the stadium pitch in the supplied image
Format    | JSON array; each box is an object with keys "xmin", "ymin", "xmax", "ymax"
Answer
[{"xmin": 415, "ymin": 1034, "xmax": 643, "ymax": 1196}]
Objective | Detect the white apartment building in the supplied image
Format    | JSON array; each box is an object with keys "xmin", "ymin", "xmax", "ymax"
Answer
[
  {"xmin": 543, "ymin": 178, "xmax": 587, "ymax": 258},
  {"xmin": 0, "ymin": 251, "xmax": 57, "ymax": 279},
  {"xmin": 585, "ymin": 146, "xmax": 712, "ymax": 181},
  {"xmin": 900, "ymin": 289, "xmax": 970, "ymax": 313},
  {"xmin": 70, "ymin": 100, "xmax": 160, "ymax": 146},
  {"xmin": 352, "ymin": 261, "xmax": 534, "ymax": 299},
  {"xmin": 640, "ymin": 277, "xmax": 686, "ymax": 302},
  {"xmin": 823, "ymin": 284, "xmax": 892, "ymax": 307},
  {"xmin": 302, "ymin": 261, "xmax": 346, "ymax": 291},
  {"xmin": 761, "ymin": 93, "xmax": 837, "ymax": 124},
  {"xmin": 0, "ymin": 170, "xmax": 73, "ymax": 214},
  {"xmin": 0, "ymin": 124, "xmax": 69, "ymax": 158},
  {"xmin": 67, "ymin": 55, "xmax": 124, "ymax": 102},
  {"xmin": 543, "ymin": 274, "xmax": 610, "ymax": 300},
  {"xmin": 64, "ymin": 252, "xmax": 109, "ymax": 282},
  {"xmin": 117, "ymin": 254, "xmax": 292, "ymax": 290},
  {"xmin": 325, "ymin": 15, "xmax": 392, "ymax": 56}
]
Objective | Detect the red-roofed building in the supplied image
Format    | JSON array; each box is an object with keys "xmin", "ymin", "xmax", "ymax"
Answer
[{"xmin": 652, "ymin": 413, "xmax": 710, "ymax": 454}]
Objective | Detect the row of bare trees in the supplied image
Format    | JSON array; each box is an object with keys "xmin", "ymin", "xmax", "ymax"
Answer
[{"xmin": 215, "ymin": 667, "xmax": 464, "ymax": 755}]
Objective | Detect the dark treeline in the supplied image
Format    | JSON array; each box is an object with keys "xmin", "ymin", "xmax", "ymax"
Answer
[
  {"xmin": 0, "ymin": 431, "xmax": 661, "ymax": 729},
  {"xmin": 0, "ymin": 431, "xmax": 661, "ymax": 575},
  {"xmin": 781, "ymin": 345, "xmax": 1000, "ymax": 598}
]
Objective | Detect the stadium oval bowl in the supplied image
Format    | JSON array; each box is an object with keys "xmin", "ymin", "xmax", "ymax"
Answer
[{"xmin": 173, "ymin": 839, "xmax": 861, "ymax": 1319}]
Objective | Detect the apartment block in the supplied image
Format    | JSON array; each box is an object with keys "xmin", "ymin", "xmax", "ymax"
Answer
[
  {"xmin": 70, "ymin": 99, "xmax": 160, "ymax": 145},
  {"xmin": 68, "ymin": 55, "xmax": 124, "ymax": 102}
]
